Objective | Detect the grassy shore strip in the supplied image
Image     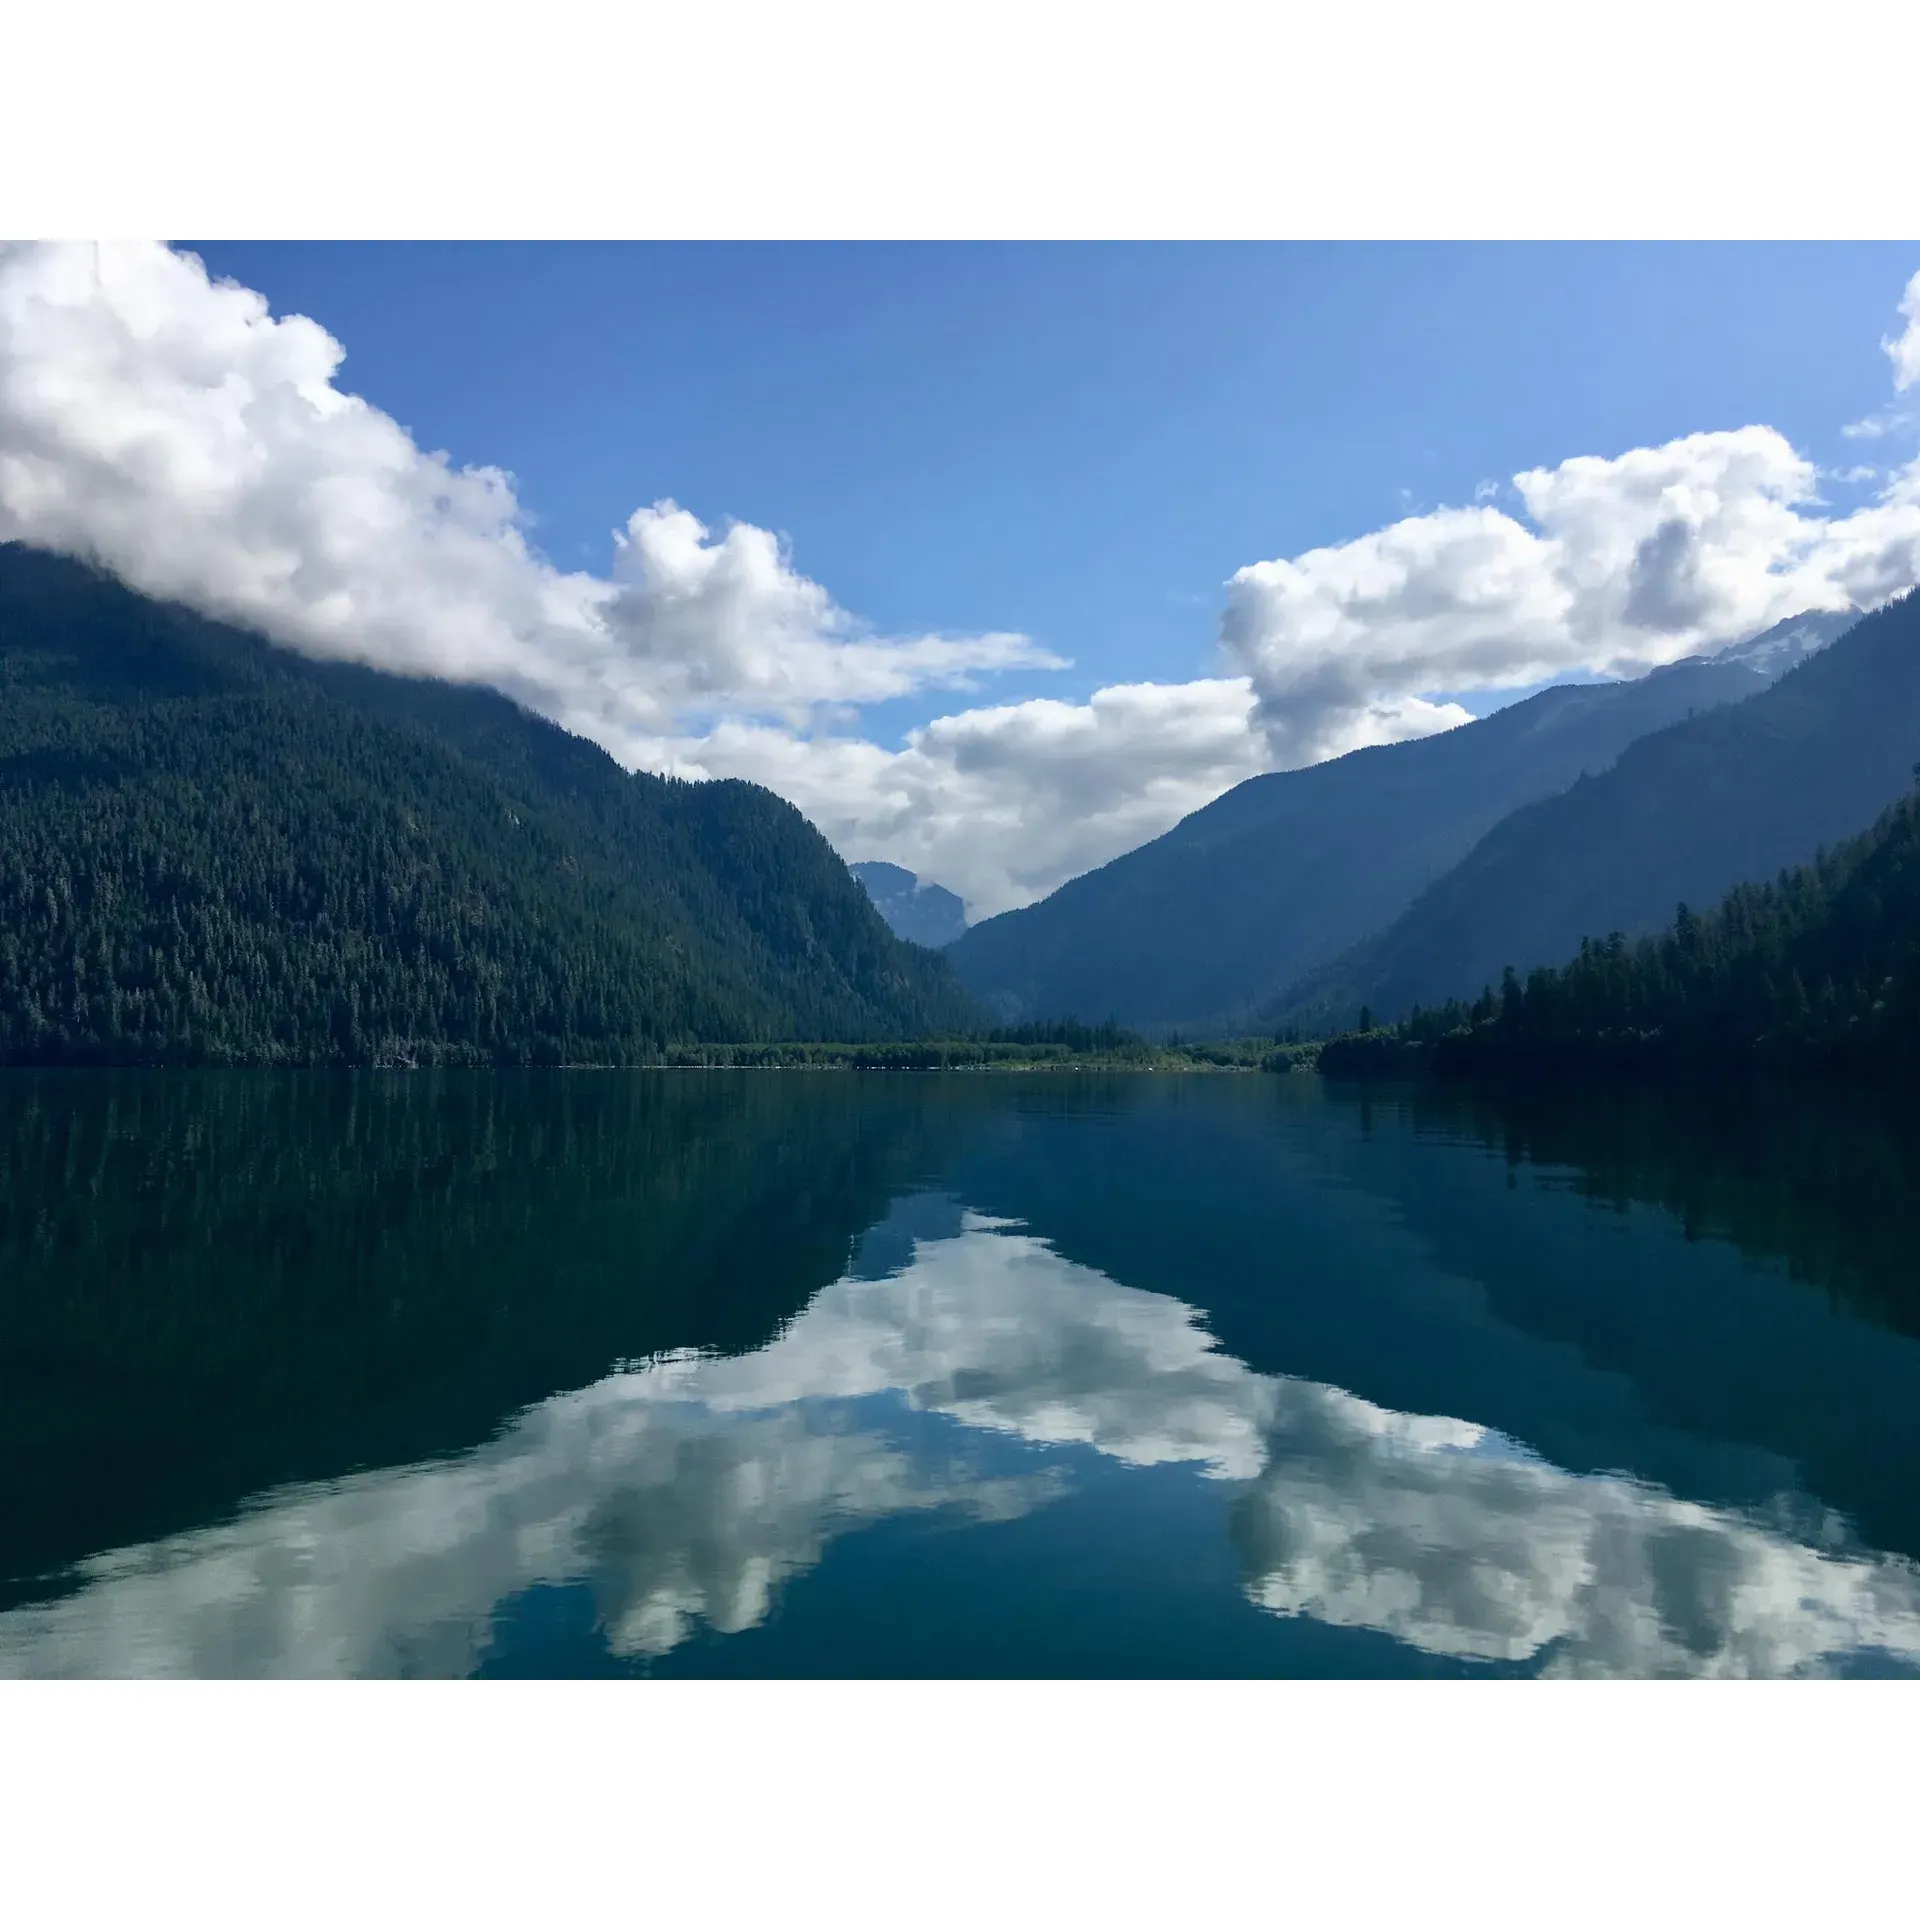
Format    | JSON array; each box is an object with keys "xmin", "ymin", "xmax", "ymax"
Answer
[{"xmin": 657, "ymin": 1040, "xmax": 1323, "ymax": 1072}]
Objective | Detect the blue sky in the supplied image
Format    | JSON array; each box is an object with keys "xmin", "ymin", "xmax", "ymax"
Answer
[
  {"xmin": 5, "ymin": 242, "xmax": 1919, "ymax": 915},
  {"xmin": 185, "ymin": 242, "xmax": 1918, "ymax": 738}
]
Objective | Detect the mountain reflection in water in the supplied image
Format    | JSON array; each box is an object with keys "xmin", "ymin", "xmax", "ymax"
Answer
[{"xmin": 4, "ymin": 1071, "xmax": 1920, "ymax": 1678}]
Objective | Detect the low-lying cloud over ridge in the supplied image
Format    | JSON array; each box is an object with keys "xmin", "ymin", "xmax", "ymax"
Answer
[
  {"xmin": 0, "ymin": 242, "xmax": 1056, "ymax": 735},
  {"xmin": 682, "ymin": 679, "xmax": 1274, "ymax": 913},
  {"xmin": 1224, "ymin": 423, "xmax": 1920, "ymax": 767},
  {"xmin": 3, "ymin": 244, "xmax": 1919, "ymax": 916}
]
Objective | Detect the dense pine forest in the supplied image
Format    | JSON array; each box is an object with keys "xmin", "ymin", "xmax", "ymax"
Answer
[
  {"xmin": 1321, "ymin": 775, "xmax": 1920, "ymax": 1080},
  {"xmin": 0, "ymin": 546, "xmax": 977, "ymax": 1064}
]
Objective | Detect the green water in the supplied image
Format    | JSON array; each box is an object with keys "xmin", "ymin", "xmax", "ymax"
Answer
[{"xmin": 4, "ymin": 1068, "xmax": 1919, "ymax": 1677}]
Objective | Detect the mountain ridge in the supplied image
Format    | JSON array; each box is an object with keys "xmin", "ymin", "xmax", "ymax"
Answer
[
  {"xmin": 1277, "ymin": 592, "xmax": 1920, "ymax": 1029},
  {"xmin": 1320, "ymin": 771, "xmax": 1920, "ymax": 1080},
  {"xmin": 852, "ymin": 861, "xmax": 969, "ymax": 948},
  {"xmin": 948, "ymin": 610, "xmax": 1854, "ymax": 1032},
  {"xmin": 0, "ymin": 544, "xmax": 977, "ymax": 1062}
]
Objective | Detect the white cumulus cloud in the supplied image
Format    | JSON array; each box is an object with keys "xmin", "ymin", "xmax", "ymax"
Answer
[
  {"xmin": 1223, "ymin": 426, "xmax": 1920, "ymax": 767},
  {"xmin": 679, "ymin": 678, "xmax": 1274, "ymax": 914},
  {"xmin": 1842, "ymin": 268, "xmax": 1920, "ymax": 438},
  {"xmin": 0, "ymin": 240, "xmax": 1059, "ymax": 750},
  {"xmin": 1886, "ymin": 269, "xmax": 1920, "ymax": 393},
  {"xmin": 4, "ymin": 240, "xmax": 1920, "ymax": 921}
]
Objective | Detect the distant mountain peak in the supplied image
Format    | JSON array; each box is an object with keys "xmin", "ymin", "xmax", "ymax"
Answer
[
  {"xmin": 1696, "ymin": 606, "xmax": 1859, "ymax": 678},
  {"xmin": 852, "ymin": 862, "xmax": 968, "ymax": 948}
]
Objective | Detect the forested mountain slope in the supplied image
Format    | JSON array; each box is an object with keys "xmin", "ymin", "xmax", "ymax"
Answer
[
  {"xmin": 1279, "ymin": 591, "xmax": 1920, "ymax": 1029},
  {"xmin": 1321, "ymin": 774, "xmax": 1920, "ymax": 1079},
  {"xmin": 948, "ymin": 612, "xmax": 1850, "ymax": 1031},
  {"xmin": 0, "ymin": 545, "xmax": 975, "ymax": 1063}
]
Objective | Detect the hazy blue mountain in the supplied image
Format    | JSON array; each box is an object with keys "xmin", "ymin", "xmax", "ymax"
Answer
[
  {"xmin": 0, "ymin": 545, "xmax": 976, "ymax": 1063},
  {"xmin": 852, "ymin": 861, "xmax": 969, "ymax": 948},
  {"xmin": 1277, "ymin": 593, "xmax": 1920, "ymax": 1029},
  {"xmin": 948, "ymin": 611, "xmax": 1854, "ymax": 1031}
]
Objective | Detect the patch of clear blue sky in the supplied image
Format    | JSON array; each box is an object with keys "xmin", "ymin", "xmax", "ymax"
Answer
[{"xmin": 186, "ymin": 242, "xmax": 1919, "ymax": 746}]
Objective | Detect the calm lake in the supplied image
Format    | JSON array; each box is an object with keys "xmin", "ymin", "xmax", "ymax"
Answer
[{"xmin": 4, "ymin": 1067, "xmax": 1920, "ymax": 1678}]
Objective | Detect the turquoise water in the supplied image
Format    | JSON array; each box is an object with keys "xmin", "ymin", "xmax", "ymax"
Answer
[{"xmin": 4, "ymin": 1068, "xmax": 1919, "ymax": 1677}]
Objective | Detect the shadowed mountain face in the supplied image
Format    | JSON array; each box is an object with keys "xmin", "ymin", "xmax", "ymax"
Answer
[
  {"xmin": 852, "ymin": 861, "xmax": 969, "ymax": 948},
  {"xmin": 1311, "ymin": 779, "xmax": 1920, "ymax": 1081},
  {"xmin": 947, "ymin": 612, "xmax": 1852, "ymax": 1032},
  {"xmin": 0, "ymin": 545, "xmax": 976, "ymax": 1061},
  {"xmin": 1276, "ymin": 592, "xmax": 1920, "ymax": 1028}
]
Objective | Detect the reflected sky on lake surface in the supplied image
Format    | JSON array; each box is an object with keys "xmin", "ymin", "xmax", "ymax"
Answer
[{"xmin": 9, "ymin": 1166, "xmax": 1920, "ymax": 1680}]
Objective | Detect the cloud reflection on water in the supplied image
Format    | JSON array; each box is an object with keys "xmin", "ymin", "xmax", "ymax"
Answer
[{"xmin": 4, "ymin": 1210, "xmax": 1919, "ymax": 1677}]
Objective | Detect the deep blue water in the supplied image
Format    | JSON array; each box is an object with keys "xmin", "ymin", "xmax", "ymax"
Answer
[{"xmin": 4, "ymin": 1068, "xmax": 1919, "ymax": 1677}]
